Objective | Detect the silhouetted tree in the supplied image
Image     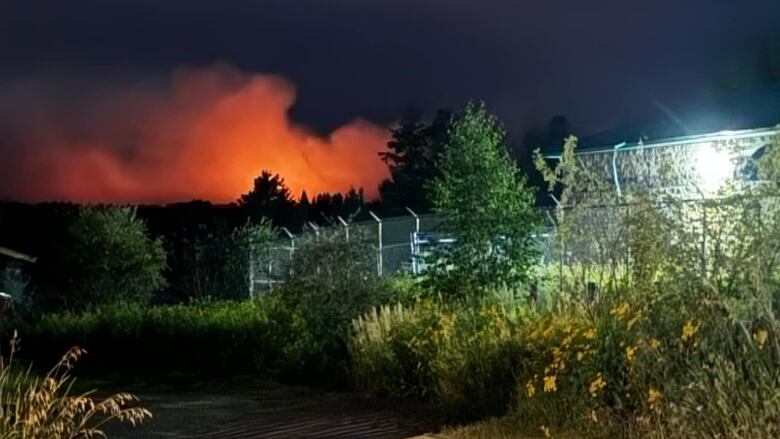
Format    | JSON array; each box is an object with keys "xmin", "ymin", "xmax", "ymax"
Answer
[
  {"xmin": 289, "ymin": 190, "xmax": 311, "ymax": 229},
  {"xmin": 342, "ymin": 188, "xmax": 364, "ymax": 219},
  {"xmin": 520, "ymin": 115, "xmax": 573, "ymax": 158},
  {"xmin": 379, "ymin": 108, "xmax": 452, "ymax": 211},
  {"xmin": 238, "ymin": 171, "xmax": 295, "ymax": 226}
]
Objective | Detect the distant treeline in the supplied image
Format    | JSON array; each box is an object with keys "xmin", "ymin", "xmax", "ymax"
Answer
[{"xmin": 0, "ymin": 187, "xmax": 376, "ymax": 305}]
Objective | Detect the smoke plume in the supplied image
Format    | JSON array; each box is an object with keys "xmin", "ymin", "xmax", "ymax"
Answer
[{"xmin": 0, "ymin": 64, "xmax": 390, "ymax": 203}]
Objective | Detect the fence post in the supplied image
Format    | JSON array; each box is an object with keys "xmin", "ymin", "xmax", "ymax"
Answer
[
  {"xmin": 700, "ymin": 203, "xmax": 707, "ymax": 281},
  {"xmin": 405, "ymin": 207, "xmax": 420, "ymax": 234},
  {"xmin": 406, "ymin": 207, "xmax": 420, "ymax": 275},
  {"xmin": 282, "ymin": 227, "xmax": 295, "ymax": 277},
  {"xmin": 248, "ymin": 246, "xmax": 256, "ymax": 299},
  {"xmin": 550, "ymin": 194, "xmax": 565, "ymax": 294},
  {"xmin": 369, "ymin": 210, "xmax": 383, "ymax": 276},
  {"xmin": 337, "ymin": 216, "xmax": 349, "ymax": 241},
  {"xmin": 306, "ymin": 222, "xmax": 322, "ymax": 275}
]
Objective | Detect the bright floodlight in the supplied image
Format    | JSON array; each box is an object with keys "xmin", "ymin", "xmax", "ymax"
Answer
[{"xmin": 695, "ymin": 144, "xmax": 733, "ymax": 193}]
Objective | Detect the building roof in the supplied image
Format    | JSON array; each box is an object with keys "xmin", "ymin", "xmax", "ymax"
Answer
[{"xmin": 0, "ymin": 246, "xmax": 37, "ymax": 264}]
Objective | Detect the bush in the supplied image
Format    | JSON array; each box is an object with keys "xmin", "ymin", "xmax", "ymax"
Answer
[
  {"xmin": 24, "ymin": 300, "xmax": 273, "ymax": 375},
  {"xmin": 264, "ymin": 225, "xmax": 399, "ymax": 386},
  {"xmin": 166, "ymin": 220, "xmax": 277, "ymax": 301},
  {"xmin": 508, "ymin": 279, "xmax": 780, "ymax": 439},
  {"xmin": 39, "ymin": 207, "xmax": 167, "ymax": 310},
  {"xmin": 350, "ymin": 299, "xmax": 534, "ymax": 421}
]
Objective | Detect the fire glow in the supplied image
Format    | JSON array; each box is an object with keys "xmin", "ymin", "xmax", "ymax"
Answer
[{"xmin": 1, "ymin": 64, "xmax": 390, "ymax": 203}]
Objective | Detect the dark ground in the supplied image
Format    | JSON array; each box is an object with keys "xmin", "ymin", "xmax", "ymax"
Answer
[{"xmin": 94, "ymin": 377, "xmax": 433, "ymax": 439}]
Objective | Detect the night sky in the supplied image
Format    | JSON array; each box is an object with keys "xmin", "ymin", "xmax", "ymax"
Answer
[{"xmin": 2, "ymin": 0, "xmax": 780, "ymax": 202}]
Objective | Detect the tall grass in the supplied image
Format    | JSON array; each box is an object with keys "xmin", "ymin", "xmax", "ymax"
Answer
[
  {"xmin": 350, "ymin": 300, "xmax": 535, "ymax": 421},
  {"xmin": 1, "ymin": 333, "xmax": 151, "ymax": 438}
]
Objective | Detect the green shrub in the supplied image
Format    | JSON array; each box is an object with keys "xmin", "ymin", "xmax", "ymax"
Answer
[
  {"xmin": 350, "ymin": 300, "xmax": 536, "ymax": 420},
  {"xmin": 24, "ymin": 300, "xmax": 273, "ymax": 375},
  {"xmin": 166, "ymin": 219, "xmax": 277, "ymax": 301},
  {"xmin": 39, "ymin": 207, "xmax": 167, "ymax": 310},
  {"xmin": 264, "ymin": 225, "xmax": 400, "ymax": 386}
]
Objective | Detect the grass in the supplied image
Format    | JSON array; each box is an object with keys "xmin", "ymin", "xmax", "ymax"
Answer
[
  {"xmin": 1, "ymin": 332, "xmax": 151, "ymax": 438},
  {"xmin": 349, "ymin": 300, "xmax": 532, "ymax": 421},
  {"xmin": 441, "ymin": 418, "xmax": 578, "ymax": 439}
]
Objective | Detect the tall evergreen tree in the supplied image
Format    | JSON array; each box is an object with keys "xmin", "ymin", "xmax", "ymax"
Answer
[
  {"xmin": 379, "ymin": 108, "xmax": 452, "ymax": 211},
  {"xmin": 238, "ymin": 171, "xmax": 295, "ymax": 226}
]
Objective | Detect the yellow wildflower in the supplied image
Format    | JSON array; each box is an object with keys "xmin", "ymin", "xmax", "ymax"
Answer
[
  {"xmin": 526, "ymin": 380, "xmax": 536, "ymax": 398},
  {"xmin": 589, "ymin": 374, "xmax": 606, "ymax": 397},
  {"xmin": 649, "ymin": 338, "xmax": 661, "ymax": 349},
  {"xmin": 681, "ymin": 320, "xmax": 699, "ymax": 342},
  {"xmin": 648, "ymin": 387, "xmax": 662, "ymax": 412},
  {"xmin": 611, "ymin": 303, "xmax": 630, "ymax": 318},
  {"xmin": 584, "ymin": 329, "xmax": 596, "ymax": 340},
  {"xmin": 755, "ymin": 329, "xmax": 769, "ymax": 350},
  {"xmin": 543, "ymin": 375, "xmax": 557, "ymax": 393},
  {"xmin": 625, "ymin": 345, "xmax": 636, "ymax": 363}
]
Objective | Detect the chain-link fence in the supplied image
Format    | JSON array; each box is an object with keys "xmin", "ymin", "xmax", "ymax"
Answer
[
  {"xmin": 248, "ymin": 210, "xmax": 444, "ymax": 294},
  {"xmin": 541, "ymin": 194, "xmax": 780, "ymax": 277},
  {"xmin": 248, "ymin": 194, "xmax": 780, "ymax": 297}
]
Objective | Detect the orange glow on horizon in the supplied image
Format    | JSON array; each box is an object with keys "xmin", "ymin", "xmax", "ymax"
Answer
[{"xmin": 9, "ymin": 64, "xmax": 390, "ymax": 203}]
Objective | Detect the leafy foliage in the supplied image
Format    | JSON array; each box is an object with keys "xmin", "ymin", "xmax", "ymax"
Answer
[
  {"xmin": 42, "ymin": 207, "xmax": 166, "ymax": 310},
  {"xmin": 516, "ymin": 129, "xmax": 780, "ymax": 438},
  {"xmin": 350, "ymin": 300, "xmax": 532, "ymax": 421},
  {"xmin": 169, "ymin": 219, "xmax": 277, "ymax": 300},
  {"xmin": 426, "ymin": 102, "xmax": 541, "ymax": 299},
  {"xmin": 266, "ymin": 225, "xmax": 395, "ymax": 385}
]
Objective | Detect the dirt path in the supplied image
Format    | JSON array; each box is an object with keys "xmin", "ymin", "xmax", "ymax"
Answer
[{"xmin": 103, "ymin": 379, "xmax": 432, "ymax": 439}]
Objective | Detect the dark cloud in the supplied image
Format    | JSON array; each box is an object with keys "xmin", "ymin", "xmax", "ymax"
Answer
[{"xmin": 2, "ymin": 0, "xmax": 780, "ymax": 142}]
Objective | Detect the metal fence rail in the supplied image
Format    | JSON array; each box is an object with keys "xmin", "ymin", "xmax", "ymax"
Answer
[
  {"xmin": 248, "ymin": 210, "xmax": 441, "ymax": 294},
  {"xmin": 248, "ymin": 195, "xmax": 780, "ymax": 296}
]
